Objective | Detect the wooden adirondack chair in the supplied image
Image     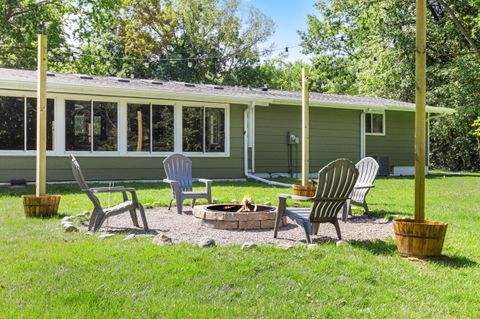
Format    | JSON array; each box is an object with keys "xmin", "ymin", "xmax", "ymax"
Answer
[
  {"xmin": 70, "ymin": 155, "xmax": 149, "ymax": 232},
  {"xmin": 342, "ymin": 157, "xmax": 379, "ymax": 221},
  {"xmin": 162, "ymin": 153, "xmax": 212, "ymax": 214},
  {"xmin": 274, "ymin": 159, "xmax": 359, "ymax": 244}
]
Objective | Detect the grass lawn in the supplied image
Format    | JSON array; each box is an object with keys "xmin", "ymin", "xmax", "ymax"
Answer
[{"xmin": 1, "ymin": 173, "xmax": 479, "ymax": 318}]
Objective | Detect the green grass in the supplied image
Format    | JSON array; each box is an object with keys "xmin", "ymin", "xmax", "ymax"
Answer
[{"xmin": 1, "ymin": 173, "xmax": 480, "ymax": 318}]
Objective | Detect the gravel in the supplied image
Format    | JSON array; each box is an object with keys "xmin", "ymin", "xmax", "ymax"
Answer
[{"xmin": 95, "ymin": 207, "xmax": 394, "ymax": 246}]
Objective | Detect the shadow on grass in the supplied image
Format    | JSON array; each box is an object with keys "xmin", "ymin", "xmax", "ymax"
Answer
[
  {"xmin": 351, "ymin": 240, "xmax": 477, "ymax": 268},
  {"xmin": 350, "ymin": 239, "xmax": 398, "ymax": 256},
  {"xmin": 426, "ymin": 255, "xmax": 478, "ymax": 268}
]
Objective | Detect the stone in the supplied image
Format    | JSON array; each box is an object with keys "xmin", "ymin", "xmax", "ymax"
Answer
[
  {"xmin": 152, "ymin": 234, "xmax": 172, "ymax": 246},
  {"xmin": 62, "ymin": 216, "xmax": 75, "ymax": 223},
  {"xmin": 198, "ymin": 237, "xmax": 215, "ymax": 248},
  {"xmin": 193, "ymin": 207, "xmax": 205, "ymax": 219},
  {"xmin": 336, "ymin": 240, "xmax": 349, "ymax": 247},
  {"xmin": 260, "ymin": 220, "xmax": 276, "ymax": 229},
  {"xmin": 241, "ymin": 242, "xmax": 257, "ymax": 250},
  {"xmin": 263, "ymin": 201, "xmax": 272, "ymax": 206},
  {"xmin": 230, "ymin": 199, "xmax": 238, "ymax": 204},
  {"xmin": 204, "ymin": 211, "xmax": 221, "ymax": 221},
  {"xmin": 99, "ymin": 233, "xmax": 114, "ymax": 239},
  {"xmin": 276, "ymin": 243, "xmax": 294, "ymax": 250},
  {"xmin": 62, "ymin": 222, "xmax": 75, "ymax": 230},
  {"xmin": 307, "ymin": 244, "xmax": 318, "ymax": 249},
  {"xmin": 124, "ymin": 234, "xmax": 136, "ymax": 241},
  {"xmin": 238, "ymin": 220, "xmax": 261, "ymax": 230},
  {"xmin": 64, "ymin": 225, "xmax": 78, "ymax": 232},
  {"xmin": 214, "ymin": 221, "xmax": 238, "ymax": 230}
]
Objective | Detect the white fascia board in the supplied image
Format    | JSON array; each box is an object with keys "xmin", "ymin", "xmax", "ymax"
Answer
[
  {"xmin": 0, "ymin": 79, "xmax": 273, "ymax": 106},
  {"xmin": 270, "ymin": 98, "xmax": 384, "ymax": 111},
  {"xmin": 386, "ymin": 104, "xmax": 455, "ymax": 114}
]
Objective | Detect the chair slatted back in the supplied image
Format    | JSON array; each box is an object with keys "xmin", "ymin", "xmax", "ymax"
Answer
[
  {"xmin": 163, "ymin": 154, "xmax": 193, "ymax": 192},
  {"xmin": 310, "ymin": 159, "xmax": 359, "ymax": 222},
  {"xmin": 351, "ymin": 157, "xmax": 379, "ymax": 203},
  {"xmin": 70, "ymin": 155, "xmax": 101, "ymax": 208}
]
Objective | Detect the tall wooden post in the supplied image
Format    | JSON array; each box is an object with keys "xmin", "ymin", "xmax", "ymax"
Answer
[
  {"xmin": 414, "ymin": 0, "xmax": 426, "ymax": 222},
  {"xmin": 36, "ymin": 34, "xmax": 47, "ymax": 197},
  {"xmin": 301, "ymin": 67, "xmax": 310, "ymax": 186}
]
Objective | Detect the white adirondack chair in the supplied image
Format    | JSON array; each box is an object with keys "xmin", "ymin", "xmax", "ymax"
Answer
[
  {"xmin": 163, "ymin": 153, "xmax": 212, "ymax": 214},
  {"xmin": 342, "ymin": 157, "xmax": 379, "ymax": 221}
]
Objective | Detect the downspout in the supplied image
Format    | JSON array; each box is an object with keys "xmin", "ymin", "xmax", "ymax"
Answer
[{"xmin": 244, "ymin": 102, "xmax": 291, "ymax": 188}]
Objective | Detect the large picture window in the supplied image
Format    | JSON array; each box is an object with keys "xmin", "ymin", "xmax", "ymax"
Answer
[
  {"xmin": 183, "ymin": 106, "xmax": 225, "ymax": 153},
  {"xmin": 365, "ymin": 113, "xmax": 385, "ymax": 135},
  {"xmin": 0, "ymin": 96, "xmax": 54, "ymax": 151},
  {"xmin": 65, "ymin": 100, "xmax": 118, "ymax": 151},
  {"xmin": 127, "ymin": 103, "xmax": 174, "ymax": 152}
]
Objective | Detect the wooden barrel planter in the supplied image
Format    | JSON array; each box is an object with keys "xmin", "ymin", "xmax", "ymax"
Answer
[
  {"xmin": 292, "ymin": 184, "xmax": 316, "ymax": 197},
  {"xmin": 393, "ymin": 218, "xmax": 448, "ymax": 258},
  {"xmin": 22, "ymin": 195, "xmax": 61, "ymax": 218}
]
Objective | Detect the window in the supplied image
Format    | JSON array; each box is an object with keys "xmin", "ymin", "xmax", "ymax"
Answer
[
  {"xmin": 0, "ymin": 96, "xmax": 54, "ymax": 151},
  {"xmin": 365, "ymin": 113, "xmax": 385, "ymax": 135},
  {"xmin": 65, "ymin": 100, "xmax": 118, "ymax": 151},
  {"xmin": 127, "ymin": 103, "xmax": 174, "ymax": 152},
  {"xmin": 26, "ymin": 98, "xmax": 55, "ymax": 150},
  {"xmin": 183, "ymin": 106, "xmax": 225, "ymax": 153}
]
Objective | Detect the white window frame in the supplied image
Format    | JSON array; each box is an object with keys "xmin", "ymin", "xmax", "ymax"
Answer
[
  {"xmin": 365, "ymin": 111, "xmax": 386, "ymax": 136},
  {"xmin": 0, "ymin": 89, "xmax": 58, "ymax": 156},
  {"xmin": 0, "ymin": 90, "xmax": 230, "ymax": 158},
  {"xmin": 63, "ymin": 95, "xmax": 120, "ymax": 156},
  {"xmin": 180, "ymin": 102, "xmax": 230, "ymax": 158},
  {"xmin": 125, "ymin": 98, "xmax": 177, "ymax": 157}
]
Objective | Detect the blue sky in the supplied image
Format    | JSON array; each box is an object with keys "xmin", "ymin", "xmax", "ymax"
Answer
[{"xmin": 242, "ymin": 0, "xmax": 318, "ymax": 62}]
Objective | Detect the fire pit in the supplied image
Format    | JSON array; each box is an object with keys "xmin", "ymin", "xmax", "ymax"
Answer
[{"xmin": 193, "ymin": 196, "xmax": 287, "ymax": 230}]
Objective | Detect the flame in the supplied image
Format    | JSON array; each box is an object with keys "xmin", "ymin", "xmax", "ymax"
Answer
[{"xmin": 237, "ymin": 194, "xmax": 256, "ymax": 212}]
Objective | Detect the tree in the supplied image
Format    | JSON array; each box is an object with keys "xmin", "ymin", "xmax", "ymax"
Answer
[
  {"xmin": 299, "ymin": 0, "xmax": 480, "ymax": 170},
  {"xmin": 115, "ymin": 0, "xmax": 275, "ymax": 83},
  {"xmin": 0, "ymin": 0, "xmax": 70, "ymax": 69}
]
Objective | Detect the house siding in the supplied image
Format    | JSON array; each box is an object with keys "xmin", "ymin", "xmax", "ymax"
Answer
[
  {"xmin": 255, "ymin": 104, "xmax": 361, "ymax": 174},
  {"xmin": 366, "ymin": 110, "xmax": 414, "ymax": 167},
  {"xmin": 0, "ymin": 104, "xmax": 246, "ymax": 182}
]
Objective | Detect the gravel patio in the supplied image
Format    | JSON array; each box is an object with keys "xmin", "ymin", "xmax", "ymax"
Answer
[{"xmin": 97, "ymin": 207, "xmax": 394, "ymax": 246}]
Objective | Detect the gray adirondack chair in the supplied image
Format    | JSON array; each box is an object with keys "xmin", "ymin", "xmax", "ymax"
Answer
[
  {"xmin": 342, "ymin": 157, "xmax": 379, "ymax": 221},
  {"xmin": 163, "ymin": 153, "xmax": 212, "ymax": 214},
  {"xmin": 274, "ymin": 159, "xmax": 359, "ymax": 244},
  {"xmin": 70, "ymin": 155, "xmax": 148, "ymax": 232}
]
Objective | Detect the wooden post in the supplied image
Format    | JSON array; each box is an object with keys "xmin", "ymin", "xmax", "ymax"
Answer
[
  {"xmin": 415, "ymin": 0, "xmax": 426, "ymax": 222},
  {"xmin": 136, "ymin": 111, "xmax": 143, "ymax": 152},
  {"xmin": 301, "ymin": 67, "xmax": 310, "ymax": 186},
  {"xmin": 36, "ymin": 34, "xmax": 47, "ymax": 197}
]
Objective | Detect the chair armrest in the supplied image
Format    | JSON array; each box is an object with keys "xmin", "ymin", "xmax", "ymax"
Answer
[
  {"xmin": 196, "ymin": 178, "xmax": 212, "ymax": 185},
  {"xmin": 89, "ymin": 187, "xmax": 135, "ymax": 193},
  {"xmin": 278, "ymin": 193, "xmax": 314, "ymax": 201},
  {"xmin": 354, "ymin": 184, "xmax": 375, "ymax": 190}
]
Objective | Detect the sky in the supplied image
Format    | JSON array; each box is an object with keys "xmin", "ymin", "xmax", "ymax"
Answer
[{"xmin": 242, "ymin": 0, "xmax": 318, "ymax": 62}]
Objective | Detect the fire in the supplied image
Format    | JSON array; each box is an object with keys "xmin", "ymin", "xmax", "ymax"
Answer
[{"xmin": 237, "ymin": 195, "xmax": 258, "ymax": 212}]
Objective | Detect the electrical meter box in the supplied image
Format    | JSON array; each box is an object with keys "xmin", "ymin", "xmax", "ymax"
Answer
[{"xmin": 287, "ymin": 132, "xmax": 300, "ymax": 144}]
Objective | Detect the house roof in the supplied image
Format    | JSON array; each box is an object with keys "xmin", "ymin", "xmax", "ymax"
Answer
[{"xmin": 0, "ymin": 68, "xmax": 454, "ymax": 113}]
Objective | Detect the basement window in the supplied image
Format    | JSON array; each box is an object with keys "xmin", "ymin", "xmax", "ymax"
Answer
[{"xmin": 365, "ymin": 112, "xmax": 385, "ymax": 135}]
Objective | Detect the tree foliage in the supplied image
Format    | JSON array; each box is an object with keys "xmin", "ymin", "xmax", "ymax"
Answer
[
  {"xmin": 0, "ymin": 0, "xmax": 70, "ymax": 69},
  {"xmin": 300, "ymin": 0, "xmax": 480, "ymax": 170}
]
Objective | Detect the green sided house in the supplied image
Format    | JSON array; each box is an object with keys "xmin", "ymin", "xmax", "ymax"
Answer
[{"xmin": 0, "ymin": 68, "xmax": 453, "ymax": 183}]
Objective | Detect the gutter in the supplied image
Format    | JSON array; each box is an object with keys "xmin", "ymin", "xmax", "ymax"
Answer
[{"xmin": 243, "ymin": 102, "xmax": 292, "ymax": 188}]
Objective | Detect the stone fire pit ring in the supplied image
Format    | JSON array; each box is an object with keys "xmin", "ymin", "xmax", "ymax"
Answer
[{"xmin": 193, "ymin": 204, "xmax": 288, "ymax": 230}]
